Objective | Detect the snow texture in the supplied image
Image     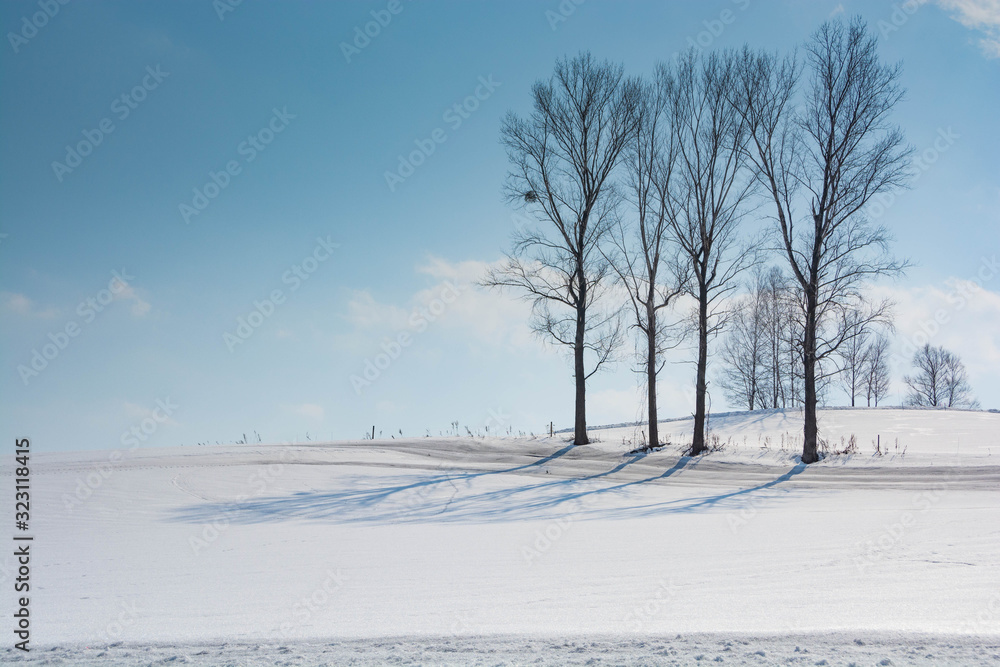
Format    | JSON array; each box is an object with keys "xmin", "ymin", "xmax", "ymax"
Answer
[{"xmin": 2, "ymin": 408, "xmax": 998, "ymax": 664}]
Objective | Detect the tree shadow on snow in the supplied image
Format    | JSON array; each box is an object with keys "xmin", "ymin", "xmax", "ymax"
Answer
[
  {"xmin": 167, "ymin": 448, "xmax": 807, "ymax": 526},
  {"xmin": 591, "ymin": 462, "xmax": 808, "ymax": 519}
]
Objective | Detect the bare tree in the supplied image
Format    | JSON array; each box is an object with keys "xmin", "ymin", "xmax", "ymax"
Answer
[
  {"xmin": 718, "ymin": 287, "xmax": 767, "ymax": 410},
  {"xmin": 483, "ymin": 53, "xmax": 640, "ymax": 445},
  {"xmin": 751, "ymin": 266, "xmax": 810, "ymax": 410},
  {"xmin": 720, "ymin": 266, "xmax": 838, "ymax": 412},
  {"xmin": 941, "ymin": 351, "xmax": 979, "ymax": 409},
  {"xmin": 905, "ymin": 344, "xmax": 979, "ymax": 408},
  {"xmin": 760, "ymin": 267, "xmax": 792, "ymax": 408},
  {"xmin": 735, "ymin": 18, "xmax": 910, "ymax": 463},
  {"xmin": 605, "ymin": 76, "xmax": 687, "ymax": 447},
  {"xmin": 905, "ymin": 344, "xmax": 944, "ymax": 406},
  {"xmin": 863, "ymin": 333, "xmax": 891, "ymax": 407},
  {"xmin": 836, "ymin": 311, "xmax": 871, "ymax": 407},
  {"xmin": 663, "ymin": 51, "xmax": 758, "ymax": 455}
]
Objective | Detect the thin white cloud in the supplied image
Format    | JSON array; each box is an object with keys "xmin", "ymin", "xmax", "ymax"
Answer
[
  {"xmin": 123, "ymin": 400, "xmax": 180, "ymax": 427},
  {"xmin": 286, "ymin": 403, "xmax": 325, "ymax": 421},
  {"xmin": 112, "ymin": 283, "xmax": 152, "ymax": 317},
  {"xmin": 341, "ymin": 256, "xmax": 544, "ymax": 354},
  {"xmin": 3, "ymin": 292, "xmax": 32, "ymax": 314},
  {"xmin": 343, "ymin": 290, "xmax": 411, "ymax": 331},
  {"xmin": 1, "ymin": 291, "xmax": 59, "ymax": 319},
  {"xmin": 872, "ymin": 272, "xmax": 1000, "ymax": 404},
  {"xmin": 937, "ymin": 0, "xmax": 1000, "ymax": 57}
]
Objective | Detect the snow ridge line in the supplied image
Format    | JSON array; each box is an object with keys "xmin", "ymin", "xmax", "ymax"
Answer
[{"xmin": 553, "ymin": 406, "xmax": 997, "ymax": 435}]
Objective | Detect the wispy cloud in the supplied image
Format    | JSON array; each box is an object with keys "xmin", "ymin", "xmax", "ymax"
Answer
[
  {"xmin": 123, "ymin": 400, "xmax": 180, "ymax": 427},
  {"xmin": 286, "ymin": 403, "xmax": 325, "ymax": 421},
  {"xmin": 341, "ymin": 256, "xmax": 542, "ymax": 353},
  {"xmin": 937, "ymin": 0, "xmax": 1000, "ymax": 57},
  {"xmin": 114, "ymin": 283, "xmax": 152, "ymax": 317},
  {"xmin": 873, "ymin": 275, "xmax": 1000, "ymax": 401},
  {"xmin": 1, "ymin": 291, "xmax": 59, "ymax": 319}
]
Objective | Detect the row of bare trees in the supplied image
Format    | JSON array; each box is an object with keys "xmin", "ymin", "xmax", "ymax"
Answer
[
  {"xmin": 904, "ymin": 344, "xmax": 979, "ymax": 409},
  {"xmin": 485, "ymin": 17, "xmax": 914, "ymax": 464},
  {"xmin": 720, "ymin": 291, "xmax": 981, "ymax": 411},
  {"xmin": 719, "ymin": 267, "xmax": 810, "ymax": 412},
  {"xmin": 719, "ymin": 269, "xmax": 895, "ymax": 412}
]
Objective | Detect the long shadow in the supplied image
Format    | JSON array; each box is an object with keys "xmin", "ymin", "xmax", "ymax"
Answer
[
  {"xmin": 477, "ymin": 455, "xmax": 698, "ymax": 518},
  {"xmin": 366, "ymin": 457, "xmax": 802, "ymax": 523},
  {"xmin": 585, "ymin": 462, "xmax": 808, "ymax": 519},
  {"xmin": 707, "ymin": 408, "xmax": 799, "ymax": 434},
  {"xmin": 335, "ymin": 442, "xmax": 577, "ymax": 503},
  {"xmin": 168, "ymin": 446, "xmax": 806, "ymax": 526},
  {"xmin": 168, "ymin": 449, "xmax": 694, "ymax": 526},
  {"xmin": 420, "ymin": 451, "xmax": 650, "ymax": 516},
  {"xmin": 170, "ymin": 443, "xmax": 575, "ymax": 524}
]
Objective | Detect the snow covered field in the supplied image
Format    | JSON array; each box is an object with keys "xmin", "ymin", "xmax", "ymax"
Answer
[{"xmin": 2, "ymin": 408, "xmax": 999, "ymax": 665}]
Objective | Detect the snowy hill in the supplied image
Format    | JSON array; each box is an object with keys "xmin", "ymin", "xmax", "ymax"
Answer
[
  {"xmin": 3, "ymin": 408, "xmax": 999, "ymax": 665},
  {"xmin": 587, "ymin": 406, "xmax": 1000, "ymax": 464}
]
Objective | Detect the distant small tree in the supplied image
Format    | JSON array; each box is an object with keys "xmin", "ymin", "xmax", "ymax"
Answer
[
  {"xmin": 760, "ymin": 267, "xmax": 796, "ymax": 409},
  {"xmin": 720, "ymin": 266, "xmax": 823, "ymax": 411},
  {"xmin": 904, "ymin": 344, "xmax": 979, "ymax": 408},
  {"xmin": 940, "ymin": 351, "xmax": 979, "ymax": 409},
  {"xmin": 718, "ymin": 289, "xmax": 767, "ymax": 410},
  {"xmin": 836, "ymin": 311, "xmax": 871, "ymax": 407},
  {"xmin": 862, "ymin": 334, "xmax": 891, "ymax": 407}
]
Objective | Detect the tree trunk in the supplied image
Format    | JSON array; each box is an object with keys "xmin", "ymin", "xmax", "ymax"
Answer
[
  {"xmin": 801, "ymin": 288, "xmax": 819, "ymax": 464},
  {"xmin": 573, "ymin": 273, "xmax": 589, "ymax": 445},
  {"xmin": 691, "ymin": 283, "xmax": 709, "ymax": 456},
  {"xmin": 646, "ymin": 301, "xmax": 658, "ymax": 448}
]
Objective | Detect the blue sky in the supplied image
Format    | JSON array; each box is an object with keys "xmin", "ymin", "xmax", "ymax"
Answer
[{"xmin": 2, "ymin": 0, "xmax": 998, "ymax": 453}]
